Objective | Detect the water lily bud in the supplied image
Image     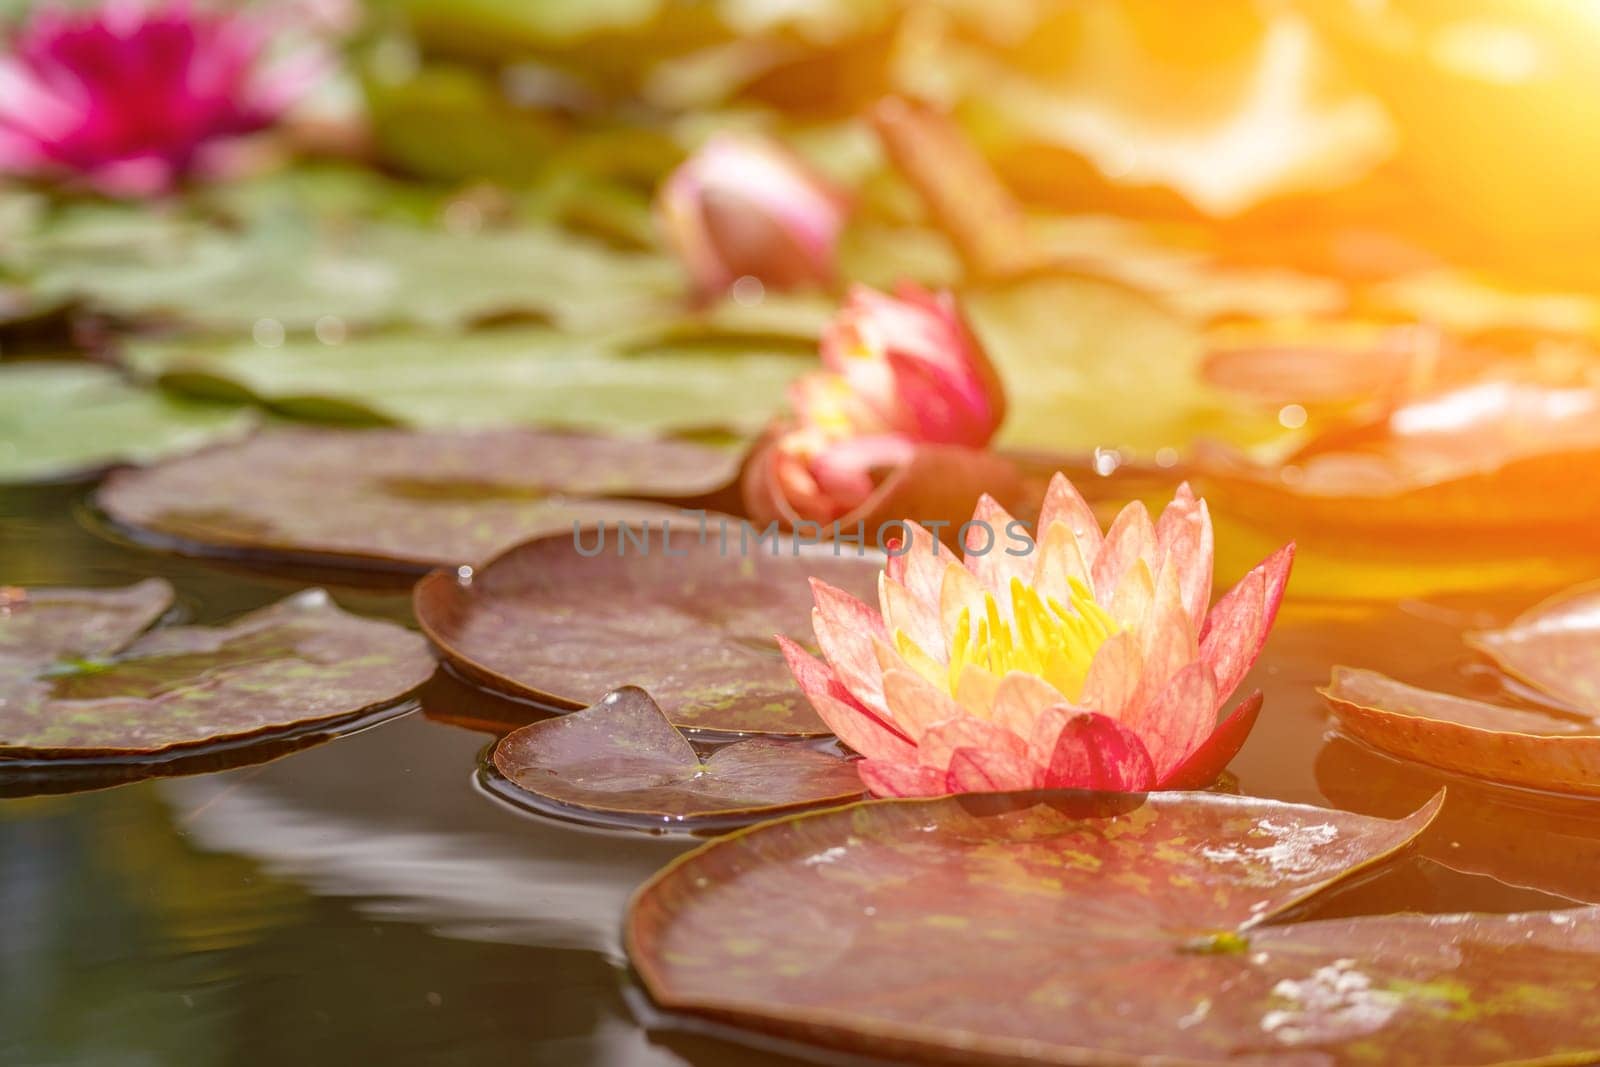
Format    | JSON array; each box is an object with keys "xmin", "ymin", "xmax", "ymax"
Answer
[
  {"xmin": 0, "ymin": 0, "xmax": 323, "ymax": 196},
  {"xmin": 656, "ymin": 134, "xmax": 846, "ymax": 298},
  {"xmin": 820, "ymin": 282, "xmax": 1005, "ymax": 449}
]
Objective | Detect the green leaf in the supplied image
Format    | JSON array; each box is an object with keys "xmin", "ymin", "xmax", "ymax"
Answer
[
  {"xmin": 125, "ymin": 326, "xmax": 810, "ymax": 435},
  {"xmin": 0, "ymin": 362, "xmax": 254, "ymax": 485},
  {"xmin": 963, "ymin": 274, "xmax": 1286, "ymax": 459}
]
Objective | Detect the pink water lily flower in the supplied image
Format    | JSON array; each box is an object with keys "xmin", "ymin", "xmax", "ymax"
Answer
[
  {"xmin": 657, "ymin": 133, "xmax": 847, "ymax": 298},
  {"xmin": 749, "ymin": 282, "xmax": 1009, "ymax": 526},
  {"xmin": 816, "ymin": 282, "xmax": 1003, "ymax": 450},
  {"xmin": 0, "ymin": 0, "xmax": 321, "ymax": 196},
  {"xmin": 780, "ymin": 475, "xmax": 1294, "ymax": 797}
]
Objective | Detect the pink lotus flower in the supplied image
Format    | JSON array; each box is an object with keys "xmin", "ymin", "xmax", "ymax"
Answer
[
  {"xmin": 0, "ymin": 0, "xmax": 321, "ymax": 196},
  {"xmin": 657, "ymin": 134, "xmax": 846, "ymax": 298},
  {"xmin": 780, "ymin": 475, "xmax": 1294, "ymax": 797}
]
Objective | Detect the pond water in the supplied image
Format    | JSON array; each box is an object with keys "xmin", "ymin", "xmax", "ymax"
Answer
[{"xmin": 5, "ymin": 477, "xmax": 1600, "ymax": 1066}]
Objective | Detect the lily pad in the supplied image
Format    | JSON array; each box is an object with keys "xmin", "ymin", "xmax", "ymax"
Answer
[
  {"xmin": 414, "ymin": 530, "xmax": 882, "ymax": 735},
  {"xmin": 0, "ymin": 583, "xmax": 433, "ymax": 758},
  {"xmin": 622, "ymin": 790, "xmax": 1600, "ymax": 1067},
  {"xmin": 1466, "ymin": 582, "xmax": 1600, "ymax": 714},
  {"xmin": 124, "ymin": 326, "xmax": 810, "ymax": 435},
  {"xmin": 964, "ymin": 275, "xmax": 1285, "ymax": 460},
  {"xmin": 97, "ymin": 426, "xmax": 738, "ymax": 572},
  {"xmin": 489, "ymin": 686, "xmax": 864, "ymax": 827},
  {"xmin": 11, "ymin": 194, "xmax": 681, "ymax": 336},
  {"xmin": 1199, "ymin": 381, "xmax": 1600, "ymax": 531},
  {"xmin": 1323, "ymin": 667, "xmax": 1600, "ymax": 796},
  {"xmin": 0, "ymin": 362, "xmax": 254, "ymax": 485}
]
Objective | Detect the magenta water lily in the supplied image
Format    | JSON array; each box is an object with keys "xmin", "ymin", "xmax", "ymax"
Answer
[{"xmin": 0, "ymin": 0, "xmax": 323, "ymax": 196}]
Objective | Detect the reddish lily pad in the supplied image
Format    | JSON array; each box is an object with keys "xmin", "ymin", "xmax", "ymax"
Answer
[
  {"xmin": 97, "ymin": 426, "xmax": 742, "ymax": 572},
  {"xmin": 489, "ymin": 686, "xmax": 864, "ymax": 827},
  {"xmin": 1198, "ymin": 380, "xmax": 1600, "ymax": 530},
  {"xmin": 1466, "ymin": 582, "xmax": 1600, "ymax": 715},
  {"xmin": 1323, "ymin": 667, "xmax": 1600, "ymax": 796},
  {"xmin": 415, "ymin": 530, "xmax": 882, "ymax": 735},
  {"xmin": 622, "ymin": 791, "xmax": 1600, "ymax": 1067},
  {"xmin": 1, "ymin": 585, "xmax": 434, "ymax": 759}
]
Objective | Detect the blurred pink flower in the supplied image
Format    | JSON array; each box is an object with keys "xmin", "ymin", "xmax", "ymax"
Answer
[
  {"xmin": 0, "ymin": 0, "xmax": 322, "ymax": 196},
  {"xmin": 657, "ymin": 134, "xmax": 846, "ymax": 297},
  {"xmin": 817, "ymin": 282, "xmax": 1003, "ymax": 449},
  {"xmin": 749, "ymin": 281, "xmax": 1008, "ymax": 526},
  {"xmin": 780, "ymin": 475, "xmax": 1294, "ymax": 798}
]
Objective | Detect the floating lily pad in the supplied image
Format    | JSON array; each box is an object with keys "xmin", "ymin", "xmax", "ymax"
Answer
[
  {"xmin": 623, "ymin": 790, "xmax": 1600, "ymax": 1067},
  {"xmin": 964, "ymin": 275, "xmax": 1285, "ymax": 460},
  {"xmin": 97, "ymin": 426, "xmax": 738, "ymax": 572},
  {"xmin": 489, "ymin": 686, "xmax": 863, "ymax": 827},
  {"xmin": 1323, "ymin": 667, "xmax": 1600, "ymax": 796},
  {"xmin": 0, "ymin": 584, "xmax": 433, "ymax": 758},
  {"xmin": 10, "ymin": 192, "xmax": 681, "ymax": 336},
  {"xmin": 415, "ymin": 530, "xmax": 882, "ymax": 735},
  {"xmin": 1199, "ymin": 381, "xmax": 1600, "ymax": 531},
  {"xmin": 124, "ymin": 326, "xmax": 810, "ymax": 435},
  {"xmin": 0, "ymin": 362, "xmax": 254, "ymax": 485},
  {"xmin": 1466, "ymin": 583, "xmax": 1600, "ymax": 715}
]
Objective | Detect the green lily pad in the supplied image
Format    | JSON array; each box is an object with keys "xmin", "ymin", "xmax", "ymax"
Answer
[
  {"xmin": 0, "ymin": 362, "xmax": 254, "ymax": 485},
  {"xmin": 97, "ymin": 426, "xmax": 739, "ymax": 572},
  {"xmin": 10, "ymin": 194, "xmax": 682, "ymax": 337},
  {"xmin": 489, "ymin": 686, "xmax": 864, "ymax": 828},
  {"xmin": 124, "ymin": 326, "xmax": 811, "ymax": 435},
  {"xmin": 414, "ymin": 530, "xmax": 882, "ymax": 735},
  {"xmin": 964, "ymin": 275, "xmax": 1285, "ymax": 460},
  {"xmin": 629, "ymin": 789, "xmax": 1600, "ymax": 1065},
  {"xmin": 1, "ymin": 583, "xmax": 433, "ymax": 759}
]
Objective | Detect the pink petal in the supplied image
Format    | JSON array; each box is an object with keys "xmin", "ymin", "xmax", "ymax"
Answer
[
  {"xmin": 1153, "ymin": 483, "xmax": 1214, "ymax": 626},
  {"xmin": 809, "ymin": 578, "xmax": 890, "ymax": 713},
  {"xmin": 1041, "ymin": 712, "xmax": 1158, "ymax": 791},
  {"xmin": 1131, "ymin": 562, "xmax": 1200, "ymax": 714},
  {"xmin": 1090, "ymin": 501, "xmax": 1155, "ymax": 605},
  {"xmin": 939, "ymin": 560, "xmax": 987, "ymax": 649},
  {"xmin": 858, "ymin": 759, "xmax": 952, "ymax": 798},
  {"xmin": 878, "ymin": 572, "xmax": 944, "ymax": 665},
  {"xmin": 778, "ymin": 635, "xmax": 916, "ymax": 763},
  {"xmin": 990, "ymin": 671, "xmax": 1070, "ymax": 739},
  {"xmin": 1035, "ymin": 472, "xmax": 1103, "ymax": 563},
  {"xmin": 1199, "ymin": 543, "xmax": 1295, "ymax": 704},
  {"xmin": 881, "ymin": 667, "xmax": 966, "ymax": 741},
  {"xmin": 918, "ymin": 717, "xmax": 1031, "ymax": 773},
  {"xmin": 1031, "ymin": 517, "xmax": 1093, "ymax": 607},
  {"xmin": 952, "ymin": 662, "xmax": 1001, "ymax": 716},
  {"xmin": 947, "ymin": 746, "xmax": 1040, "ymax": 792},
  {"xmin": 1158, "ymin": 691, "xmax": 1263, "ymax": 790},
  {"xmin": 1107, "ymin": 558, "xmax": 1155, "ymax": 631},
  {"xmin": 1080, "ymin": 630, "xmax": 1143, "ymax": 721},
  {"xmin": 890, "ymin": 520, "xmax": 953, "ymax": 611},
  {"xmin": 1124, "ymin": 661, "xmax": 1219, "ymax": 780},
  {"xmin": 962, "ymin": 494, "xmax": 1033, "ymax": 594}
]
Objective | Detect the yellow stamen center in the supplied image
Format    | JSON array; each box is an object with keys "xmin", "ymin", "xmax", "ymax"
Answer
[{"xmin": 939, "ymin": 577, "xmax": 1120, "ymax": 703}]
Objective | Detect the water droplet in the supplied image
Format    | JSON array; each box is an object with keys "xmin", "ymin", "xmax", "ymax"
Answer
[
  {"xmin": 731, "ymin": 275, "xmax": 765, "ymax": 307},
  {"xmin": 1278, "ymin": 403, "xmax": 1308, "ymax": 429},
  {"xmin": 314, "ymin": 315, "xmax": 347, "ymax": 345}
]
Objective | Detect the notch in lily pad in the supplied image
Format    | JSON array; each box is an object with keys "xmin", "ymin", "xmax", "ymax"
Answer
[{"xmin": 486, "ymin": 686, "xmax": 864, "ymax": 830}]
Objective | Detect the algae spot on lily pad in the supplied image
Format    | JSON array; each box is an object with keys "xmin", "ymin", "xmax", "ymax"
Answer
[
  {"xmin": 97, "ymin": 426, "xmax": 741, "ymax": 572},
  {"xmin": 0, "ymin": 582, "xmax": 433, "ymax": 760},
  {"xmin": 415, "ymin": 530, "xmax": 882, "ymax": 735},
  {"xmin": 628, "ymin": 789, "xmax": 1600, "ymax": 1065},
  {"xmin": 488, "ymin": 686, "xmax": 863, "ymax": 828},
  {"xmin": 0, "ymin": 362, "xmax": 254, "ymax": 485}
]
